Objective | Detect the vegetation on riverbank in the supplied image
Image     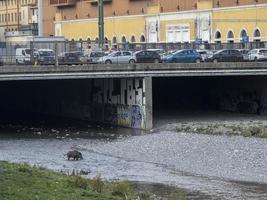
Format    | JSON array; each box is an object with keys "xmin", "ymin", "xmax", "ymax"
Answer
[
  {"xmin": 176, "ymin": 122, "xmax": 267, "ymax": 138},
  {"xmin": 0, "ymin": 161, "xmax": 186, "ymax": 200}
]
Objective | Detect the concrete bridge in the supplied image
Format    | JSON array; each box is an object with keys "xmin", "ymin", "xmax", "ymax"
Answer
[
  {"xmin": 1, "ymin": 63, "xmax": 267, "ymax": 80},
  {"xmin": 1, "ymin": 62, "xmax": 267, "ymax": 130}
]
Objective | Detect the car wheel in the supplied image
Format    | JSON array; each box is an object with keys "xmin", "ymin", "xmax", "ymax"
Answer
[
  {"xmin": 213, "ymin": 59, "xmax": 218, "ymax": 63},
  {"xmin": 129, "ymin": 59, "xmax": 135, "ymax": 64},
  {"xmin": 254, "ymin": 57, "xmax": 258, "ymax": 62},
  {"xmin": 105, "ymin": 60, "xmax": 112, "ymax": 64},
  {"xmin": 195, "ymin": 58, "xmax": 201, "ymax": 63},
  {"xmin": 154, "ymin": 59, "xmax": 160, "ymax": 63}
]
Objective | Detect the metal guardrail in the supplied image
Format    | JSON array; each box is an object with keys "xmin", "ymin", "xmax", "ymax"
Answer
[{"xmin": 0, "ymin": 40, "xmax": 266, "ymax": 66}]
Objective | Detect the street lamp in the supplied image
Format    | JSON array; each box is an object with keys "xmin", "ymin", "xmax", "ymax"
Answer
[{"xmin": 98, "ymin": 0, "xmax": 104, "ymax": 49}]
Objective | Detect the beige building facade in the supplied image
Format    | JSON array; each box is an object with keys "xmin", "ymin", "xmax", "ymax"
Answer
[{"xmin": 0, "ymin": 0, "xmax": 38, "ymax": 41}]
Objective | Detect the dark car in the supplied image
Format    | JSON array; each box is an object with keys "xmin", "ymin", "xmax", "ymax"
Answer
[
  {"xmin": 134, "ymin": 50, "xmax": 162, "ymax": 63},
  {"xmin": 87, "ymin": 51, "xmax": 106, "ymax": 64},
  {"xmin": 207, "ymin": 49, "xmax": 244, "ymax": 63},
  {"xmin": 36, "ymin": 49, "xmax": 56, "ymax": 65},
  {"xmin": 162, "ymin": 49, "xmax": 202, "ymax": 63},
  {"xmin": 58, "ymin": 51, "xmax": 86, "ymax": 65}
]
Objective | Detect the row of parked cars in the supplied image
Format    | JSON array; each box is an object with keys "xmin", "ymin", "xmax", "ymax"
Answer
[{"xmin": 14, "ymin": 47, "xmax": 267, "ymax": 65}]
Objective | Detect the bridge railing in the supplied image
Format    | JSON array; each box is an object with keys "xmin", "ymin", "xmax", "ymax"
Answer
[{"xmin": 0, "ymin": 40, "xmax": 267, "ymax": 66}]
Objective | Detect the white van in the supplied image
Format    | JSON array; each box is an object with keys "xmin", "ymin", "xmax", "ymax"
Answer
[{"xmin": 15, "ymin": 48, "xmax": 32, "ymax": 64}]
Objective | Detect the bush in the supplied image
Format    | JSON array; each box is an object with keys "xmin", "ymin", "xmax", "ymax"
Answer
[
  {"xmin": 90, "ymin": 175, "xmax": 104, "ymax": 193},
  {"xmin": 17, "ymin": 163, "xmax": 32, "ymax": 174},
  {"xmin": 112, "ymin": 181, "xmax": 132, "ymax": 198},
  {"xmin": 68, "ymin": 176, "xmax": 88, "ymax": 190}
]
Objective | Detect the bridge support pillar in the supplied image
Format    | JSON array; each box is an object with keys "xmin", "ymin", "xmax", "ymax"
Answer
[{"xmin": 94, "ymin": 77, "xmax": 153, "ymax": 130}]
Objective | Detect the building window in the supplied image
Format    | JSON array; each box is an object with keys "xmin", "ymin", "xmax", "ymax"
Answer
[
  {"xmin": 130, "ymin": 35, "xmax": 136, "ymax": 43},
  {"xmin": 112, "ymin": 36, "xmax": 117, "ymax": 49},
  {"xmin": 95, "ymin": 37, "xmax": 99, "ymax": 44},
  {"xmin": 121, "ymin": 36, "xmax": 127, "ymax": 44},
  {"xmin": 140, "ymin": 35, "xmax": 146, "ymax": 43},
  {"xmin": 227, "ymin": 30, "xmax": 234, "ymax": 43},
  {"xmin": 166, "ymin": 24, "xmax": 190, "ymax": 43},
  {"xmin": 253, "ymin": 28, "xmax": 261, "ymax": 42},
  {"xmin": 214, "ymin": 31, "xmax": 221, "ymax": 43},
  {"xmin": 104, "ymin": 37, "xmax": 109, "ymax": 49},
  {"xmin": 11, "ymin": 13, "xmax": 13, "ymax": 22}
]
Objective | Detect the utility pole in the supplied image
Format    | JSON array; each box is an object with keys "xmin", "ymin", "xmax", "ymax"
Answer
[{"xmin": 98, "ymin": 0, "xmax": 104, "ymax": 49}]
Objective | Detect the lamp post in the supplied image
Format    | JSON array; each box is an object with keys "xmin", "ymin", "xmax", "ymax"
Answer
[{"xmin": 98, "ymin": 0, "xmax": 104, "ymax": 49}]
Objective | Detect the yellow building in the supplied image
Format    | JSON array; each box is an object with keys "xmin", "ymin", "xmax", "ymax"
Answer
[
  {"xmin": 213, "ymin": 5, "xmax": 267, "ymax": 43},
  {"xmin": 54, "ymin": 0, "xmax": 267, "ymax": 45}
]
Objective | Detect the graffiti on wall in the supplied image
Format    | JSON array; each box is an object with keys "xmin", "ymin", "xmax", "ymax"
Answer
[
  {"xmin": 117, "ymin": 105, "xmax": 131, "ymax": 127},
  {"xmin": 131, "ymin": 105, "xmax": 142, "ymax": 129}
]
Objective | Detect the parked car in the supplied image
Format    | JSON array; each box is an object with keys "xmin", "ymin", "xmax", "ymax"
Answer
[
  {"xmin": 162, "ymin": 49, "xmax": 202, "ymax": 63},
  {"xmin": 35, "ymin": 49, "xmax": 55, "ymax": 65},
  {"xmin": 87, "ymin": 51, "xmax": 107, "ymax": 64},
  {"xmin": 101, "ymin": 51, "xmax": 135, "ymax": 64},
  {"xmin": 197, "ymin": 50, "xmax": 208, "ymax": 62},
  {"xmin": 248, "ymin": 49, "xmax": 267, "ymax": 61},
  {"xmin": 134, "ymin": 50, "xmax": 161, "ymax": 63},
  {"xmin": 16, "ymin": 48, "xmax": 32, "ymax": 64},
  {"xmin": 206, "ymin": 49, "xmax": 244, "ymax": 62},
  {"xmin": 58, "ymin": 51, "xmax": 87, "ymax": 64},
  {"xmin": 147, "ymin": 49, "xmax": 165, "ymax": 58},
  {"xmin": 237, "ymin": 49, "xmax": 250, "ymax": 61}
]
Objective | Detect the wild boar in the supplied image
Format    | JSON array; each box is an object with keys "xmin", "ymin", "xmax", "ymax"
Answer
[{"xmin": 66, "ymin": 150, "xmax": 83, "ymax": 160}]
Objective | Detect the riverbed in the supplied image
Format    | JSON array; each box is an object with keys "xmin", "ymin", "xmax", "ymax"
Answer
[{"xmin": 0, "ymin": 114, "xmax": 267, "ymax": 200}]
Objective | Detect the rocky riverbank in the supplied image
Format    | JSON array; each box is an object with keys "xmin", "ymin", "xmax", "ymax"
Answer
[{"xmin": 175, "ymin": 121, "xmax": 267, "ymax": 138}]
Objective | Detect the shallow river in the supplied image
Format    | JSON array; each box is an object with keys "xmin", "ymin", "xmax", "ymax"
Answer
[{"xmin": 0, "ymin": 117, "xmax": 267, "ymax": 200}]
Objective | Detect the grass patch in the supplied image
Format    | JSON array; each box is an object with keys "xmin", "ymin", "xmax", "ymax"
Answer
[
  {"xmin": 0, "ymin": 161, "xmax": 146, "ymax": 200},
  {"xmin": 176, "ymin": 123, "xmax": 267, "ymax": 138}
]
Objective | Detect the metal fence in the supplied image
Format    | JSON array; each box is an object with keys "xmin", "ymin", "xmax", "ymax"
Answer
[{"xmin": 0, "ymin": 40, "xmax": 266, "ymax": 65}]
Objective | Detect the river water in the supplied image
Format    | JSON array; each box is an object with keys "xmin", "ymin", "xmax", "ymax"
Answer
[{"xmin": 0, "ymin": 115, "xmax": 267, "ymax": 200}]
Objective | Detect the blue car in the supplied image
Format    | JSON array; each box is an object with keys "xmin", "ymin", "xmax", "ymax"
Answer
[{"xmin": 162, "ymin": 49, "xmax": 202, "ymax": 63}]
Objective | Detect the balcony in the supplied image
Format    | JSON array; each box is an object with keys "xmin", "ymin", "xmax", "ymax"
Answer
[
  {"xmin": 50, "ymin": 0, "xmax": 78, "ymax": 7},
  {"xmin": 21, "ymin": 0, "xmax": 37, "ymax": 7}
]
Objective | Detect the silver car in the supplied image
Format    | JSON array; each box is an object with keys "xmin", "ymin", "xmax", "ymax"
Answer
[
  {"xmin": 101, "ymin": 51, "xmax": 136, "ymax": 64},
  {"xmin": 248, "ymin": 49, "xmax": 267, "ymax": 61}
]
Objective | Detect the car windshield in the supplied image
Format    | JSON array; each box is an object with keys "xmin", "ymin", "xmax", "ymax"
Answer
[
  {"xmin": 173, "ymin": 50, "xmax": 183, "ymax": 55},
  {"xmin": 214, "ymin": 50, "xmax": 225, "ymax": 55},
  {"xmin": 39, "ymin": 51, "xmax": 54, "ymax": 56},
  {"xmin": 25, "ymin": 49, "xmax": 32, "ymax": 55},
  {"xmin": 108, "ymin": 52, "xmax": 118, "ymax": 57},
  {"xmin": 91, "ymin": 52, "xmax": 104, "ymax": 57}
]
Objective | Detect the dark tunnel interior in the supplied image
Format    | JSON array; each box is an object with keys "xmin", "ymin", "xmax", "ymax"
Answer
[
  {"xmin": 0, "ymin": 76, "xmax": 267, "ymax": 127},
  {"xmin": 152, "ymin": 76, "xmax": 267, "ymax": 116}
]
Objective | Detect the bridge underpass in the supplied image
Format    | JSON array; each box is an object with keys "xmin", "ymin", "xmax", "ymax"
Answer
[
  {"xmin": 1, "ymin": 63, "xmax": 267, "ymax": 130},
  {"xmin": 0, "ymin": 77, "xmax": 152, "ymax": 130},
  {"xmin": 153, "ymin": 75, "xmax": 267, "ymax": 127},
  {"xmin": 1, "ymin": 75, "xmax": 267, "ymax": 130}
]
